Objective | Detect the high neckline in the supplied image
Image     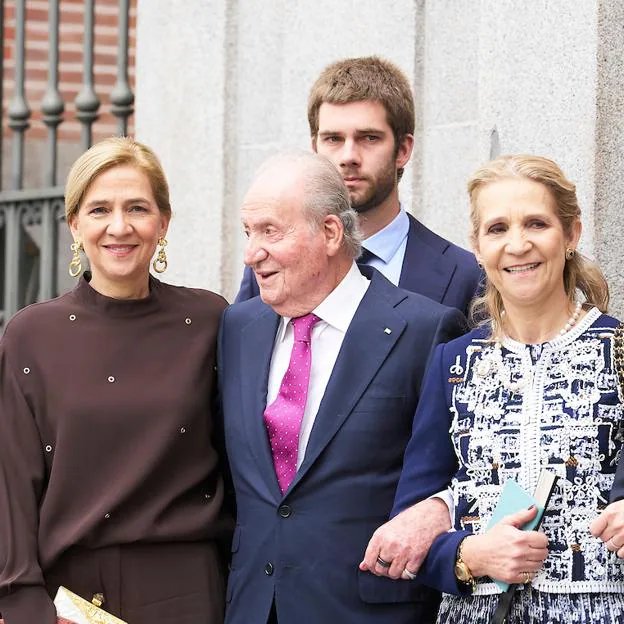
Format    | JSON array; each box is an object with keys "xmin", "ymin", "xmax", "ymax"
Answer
[{"xmin": 73, "ymin": 272, "xmax": 162, "ymax": 317}]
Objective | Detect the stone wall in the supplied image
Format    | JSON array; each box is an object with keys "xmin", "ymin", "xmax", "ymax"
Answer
[{"xmin": 136, "ymin": 0, "xmax": 623, "ymax": 316}]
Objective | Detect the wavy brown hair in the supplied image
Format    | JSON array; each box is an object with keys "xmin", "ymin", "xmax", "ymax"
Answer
[{"xmin": 307, "ymin": 56, "xmax": 414, "ymax": 181}]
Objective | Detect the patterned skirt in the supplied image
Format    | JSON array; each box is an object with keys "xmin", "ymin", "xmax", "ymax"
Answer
[{"xmin": 437, "ymin": 588, "xmax": 624, "ymax": 624}]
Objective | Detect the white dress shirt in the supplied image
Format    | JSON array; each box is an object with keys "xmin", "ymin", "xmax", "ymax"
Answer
[
  {"xmin": 266, "ymin": 263, "xmax": 370, "ymax": 468},
  {"xmin": 361, "ymin": 207, "xmax": 409, "ymax": 285}
]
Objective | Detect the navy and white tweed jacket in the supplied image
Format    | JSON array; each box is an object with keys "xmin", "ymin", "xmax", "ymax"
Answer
[{"xmin": 394, "ymin": 308, "xmax": 624, "ymax": 595}]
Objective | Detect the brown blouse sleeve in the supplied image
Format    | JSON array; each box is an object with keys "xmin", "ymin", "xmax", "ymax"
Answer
[{"xmin": 0, "ymin": 338, "xmax": 56, "ymax": 623}]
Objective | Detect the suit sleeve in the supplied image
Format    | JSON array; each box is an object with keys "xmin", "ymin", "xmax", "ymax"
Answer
[
  {"xmin": 429, "ymin": 308, "xmax": 468, "ymax": 363},
  {"xmin": 392, "ymin": 343, "xmax": 459, "ymax": 514},
  {"xmin": 391, "ymin": 338, "xmax": 474, "ymax": 596},
  {"xmin": 0, "ymin": 338, "xmax": 57, "ymax": 623},
  {"xmin": 417, "ymin": 530, "xmax": 472, "ymax": 595},
  {"xmin": 215, "ymin": 307, "xmax": 236, "ymax": 517},
  {"xmin": 234, "ymin": 266, "xmax": 259, "ymax": 303},
  {"xmin": 611, "ymin": 462, "xmax": 624, "ymax": 502}
]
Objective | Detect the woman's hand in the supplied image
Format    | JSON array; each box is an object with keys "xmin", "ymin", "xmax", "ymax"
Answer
[
  {"xmin": 461, "ymin": 505, "xmax": 548, "ymax": 584},
  {"xmin": 590, "ymin": 500, "xmax": 624, "ymax": 558}
]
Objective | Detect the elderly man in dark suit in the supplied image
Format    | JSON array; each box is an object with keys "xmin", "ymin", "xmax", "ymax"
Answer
[
  {"xmin": 235, "ymin": 56, "xmax": 481, "ymax": 315},
  {"xmin": 218, "ymin": 151, "xmax": 466, "ymax": 624}
]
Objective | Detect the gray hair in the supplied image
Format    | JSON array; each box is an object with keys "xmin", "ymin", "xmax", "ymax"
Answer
[{"xmin": 255, "ymin": 150, "xmax": 363, "ymax": 259}]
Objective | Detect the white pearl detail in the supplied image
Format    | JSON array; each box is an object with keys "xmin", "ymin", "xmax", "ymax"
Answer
[
  {"xmin": 558, "ymin": 301, "xmax": 582, "ymax": 336},
  {"xmin": 23, "ymin": 367, "xmax": 30, "ymax": 374},
  {"xmin": 185, "ymin": 318, "xmax": 192, "ymax": 325},
  {"xmin": 69, "ymin": 314, "xmax": 76, "ymax": 321},
  {"xmin": 108, "ymin": 376, "xmax": 115, "ymax": 383}
]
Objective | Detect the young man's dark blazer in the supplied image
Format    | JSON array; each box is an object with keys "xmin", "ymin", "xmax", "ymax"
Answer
[
  {"xmin": 235, "ymin": 214, "xmax": 482, "ymax": 316},
  {"xmin": 218, "ymin": 266, "xmax": 466, "ymax": 624}
]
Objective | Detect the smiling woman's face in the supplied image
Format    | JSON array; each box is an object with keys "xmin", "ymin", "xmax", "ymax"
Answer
[
  {"xmin": 69, "ymin": 165, "xmax": 169, "ymax": 297},
  {"xmin": 474, "ymin": 177, "xmax": 580, "ymax": 312}
]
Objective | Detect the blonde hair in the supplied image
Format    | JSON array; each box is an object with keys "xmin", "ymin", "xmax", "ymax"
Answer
[
  {"xmin": 65, "ymin": 137, "xmax": 171, "ymax": 223},
  {"xmin": 467, "ymin": 154, "xmax": 609, "ymax": 335},
  {"xmin": 307, "ymin": 56, "xmax": 414, "ymax": 181}
]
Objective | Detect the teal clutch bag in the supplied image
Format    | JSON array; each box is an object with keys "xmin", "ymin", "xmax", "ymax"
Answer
[{"xmin": 486, "ymin": 472, "xmax": 556, "ymax": 591}]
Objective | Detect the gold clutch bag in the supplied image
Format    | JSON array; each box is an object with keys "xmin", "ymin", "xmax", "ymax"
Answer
[{"xmin": 54, "ymin": 586, "xmax": 127, "ymax": 624}]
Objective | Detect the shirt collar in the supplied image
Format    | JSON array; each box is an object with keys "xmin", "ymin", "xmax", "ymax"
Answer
[
  {"xmin": 361, "ymin": 207, "xmax": 409, "ymax": 264},
  {"xmin": 276, "ymin": 262, "xmax": 370, "ymax": 341}
]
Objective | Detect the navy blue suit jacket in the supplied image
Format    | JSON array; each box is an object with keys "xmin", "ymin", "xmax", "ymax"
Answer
[
  {"xmin": 235, "ymin": 214, "xmax": 482, "ymax": 316},
  {"xmin": 218, "ymin": 267, "xmax": 466, "ymax": 624}
]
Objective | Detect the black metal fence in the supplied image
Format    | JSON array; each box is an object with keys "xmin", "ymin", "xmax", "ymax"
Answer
[{"xmin": 0, "ymin": 0, "xmax": 134, "ymax": 324}]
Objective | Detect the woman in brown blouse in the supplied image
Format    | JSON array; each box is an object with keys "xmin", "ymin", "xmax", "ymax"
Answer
[{"xmin": 0, "ymin": 137, "xmax": 230, "ymax": 624}]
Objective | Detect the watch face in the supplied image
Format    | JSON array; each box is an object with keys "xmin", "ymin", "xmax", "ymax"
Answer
[{"xmin": 455, "ymin": 561, "xmax": 471, "ymax": 582}]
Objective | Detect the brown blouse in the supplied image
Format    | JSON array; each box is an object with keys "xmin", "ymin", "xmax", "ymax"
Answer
[{"xmin": 0, "ymin": 276, "xmax": 229, "ymax": 621}]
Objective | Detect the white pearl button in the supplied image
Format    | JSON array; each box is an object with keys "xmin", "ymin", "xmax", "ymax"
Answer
[
  {"xmin": 23, "ymin": 367, "xmax": 30, "ymax": 374},
  {"xmin": 104, "ymin": 513, "xmax": 111, "ymax": 519},
  {"xmin": 69, "ymin": 314, "xmax": 76, "ymax": 321},
  {"xmin": 108, "ymin": 376, "xmax": 115, "ymax": 383},
  {"xmin": 185, "ymin": 318, "xmax": 192, "ymax": 325},
  {"xmin": 180, "ymin": 427, "xmax": 186, "ymax": 434},
  {"xmin": 45, "ymin": 445, "xmax": 52, "ymax": 452}
]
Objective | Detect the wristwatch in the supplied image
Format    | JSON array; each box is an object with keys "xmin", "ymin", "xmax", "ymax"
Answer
[{"xmin": 454, "ymin": 537, "xmax": 476, "ymax": 590}]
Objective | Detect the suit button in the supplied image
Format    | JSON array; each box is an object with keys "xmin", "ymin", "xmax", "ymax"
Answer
[
  {"xmin": 278, "ymin": 504, "xmax": 291, "ymax": 518},
  {"xmin": 264, "ymin": 562, "xmax": 274, "ymax": 576}
]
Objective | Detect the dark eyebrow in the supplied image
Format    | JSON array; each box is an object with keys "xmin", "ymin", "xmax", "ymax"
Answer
[
  {"xmin": 84, "ymin": 197, "xmax": 151, "ymax": 208},
  {"xmin": 83, "ymin": 199, "xmax": 111, "ymax": 208},
  {"xmin": 125, "ymin": 197, "xmax": 152, "ymax": 204},
  {"xmin": 354, "ymin": 128, "xmax": 386, "ymax": 135}
]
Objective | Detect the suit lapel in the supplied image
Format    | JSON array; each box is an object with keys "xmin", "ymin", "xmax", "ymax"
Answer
[
  {"xmin": 399, "ymin": 214, "xmax": 455, "ymax": 304},
  {"xmin": 239, "ymin": 307, "xmax": 282, "ymax": 497},
  {"xmin": 289, "ymin": 273, "xmax": 407, "ymax": 490}
]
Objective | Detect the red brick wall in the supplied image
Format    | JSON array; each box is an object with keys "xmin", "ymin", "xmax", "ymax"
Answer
[{"xmin": 3, "ymin": 0, "xmax": 136, "ymax": 143}]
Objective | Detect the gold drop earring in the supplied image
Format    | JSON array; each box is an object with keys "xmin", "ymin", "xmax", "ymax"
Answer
[
  {"xmin": 153, "ymin": 237, "xmax": 168, "ymax": 273},
  {"xmin": 68, "ymin": 241, "xmax": 83, "ymax": 278}
]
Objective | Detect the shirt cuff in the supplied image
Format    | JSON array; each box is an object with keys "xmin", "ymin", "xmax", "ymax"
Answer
[{"xmin": 430, "ymin": 487, "xmax": 454, "ymax": 524}]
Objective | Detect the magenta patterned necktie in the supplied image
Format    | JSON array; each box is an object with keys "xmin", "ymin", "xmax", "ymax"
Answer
[{"xmin": 264, "ymin": 313, "xmax": 320, "ymax": 493}]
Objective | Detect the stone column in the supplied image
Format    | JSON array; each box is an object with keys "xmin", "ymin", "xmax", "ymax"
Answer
[
  {"xmin": 135, "ymin": 0, "xmax": 231, "ymax": 294},
  {"xmin": 136, "ymin": 0, "xmax": 622, "ymax": 314},
  {"xmin": 595, "ymin": 0, "xmax": 624, "ymax": 317},
  {"xmin": 135, "ymin": 0, "xmax": 420, "ymax": 301},
  {"xmin": 418, "ymin": 0, "xmax": 623, "ymax": 316}
]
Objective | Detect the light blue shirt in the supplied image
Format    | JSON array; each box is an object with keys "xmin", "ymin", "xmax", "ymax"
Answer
[{"xmin": 361, "ymin": 208, "xmax": 409, "ymax": 286}]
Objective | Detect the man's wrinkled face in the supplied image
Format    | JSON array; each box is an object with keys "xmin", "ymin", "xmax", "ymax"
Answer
[{"xmin": 241, "ymin": 171, "xmax": 332, "ymax": 317}]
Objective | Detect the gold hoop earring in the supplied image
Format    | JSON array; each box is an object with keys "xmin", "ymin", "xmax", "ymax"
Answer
[
  {"xmin": 68, "ymin": 241, "xmax": 83, "ymax": 278},
  {"xmin": 565, "ymin": 248, "xmax": 575, "ymax": 261},
  {"xmin": 152, "ymin": 237, "xmax": 168, "ymax": 273}
]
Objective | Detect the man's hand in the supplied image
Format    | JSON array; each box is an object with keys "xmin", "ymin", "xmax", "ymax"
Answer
[
  {"xmin": 359, "ymin": 498, "xmax": 451, "ymax": 580},
  {"xmin": 590, "ymin": 499, "xmax": 624, "ymax": 558}
]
